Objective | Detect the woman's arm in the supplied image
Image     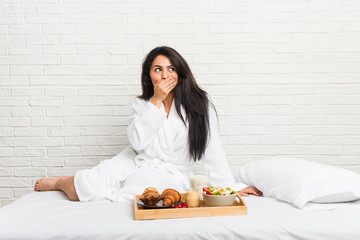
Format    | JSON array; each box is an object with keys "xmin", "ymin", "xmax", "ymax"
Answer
[{"xmin": 127, "ymin": 98, "xmax": 167, "ymax": 151}]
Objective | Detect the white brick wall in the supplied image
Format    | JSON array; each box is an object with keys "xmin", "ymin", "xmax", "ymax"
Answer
[{"xmin": 1, "ymin": 0, "xmax": 360, "ymax": 207}]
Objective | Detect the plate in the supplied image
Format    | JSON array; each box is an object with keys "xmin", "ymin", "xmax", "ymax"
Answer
[{"xmin": 137, "ymin": 199, "xmax": 182, "ymax": 209}]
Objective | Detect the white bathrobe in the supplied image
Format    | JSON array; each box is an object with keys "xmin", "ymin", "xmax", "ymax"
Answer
[{"xmin": 74, "ymin": 98, "xmax": 248, "ymax": 202}]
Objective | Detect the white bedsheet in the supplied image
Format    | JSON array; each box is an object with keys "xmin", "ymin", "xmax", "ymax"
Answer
[{"xmin": 0, "ymin": 191, "xmax": 359, "ymax": 240}]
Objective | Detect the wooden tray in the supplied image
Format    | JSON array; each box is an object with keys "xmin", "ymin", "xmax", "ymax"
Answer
[{"xmin": 134, "ymin": 194, "xmax": 247, "ymax": 220}]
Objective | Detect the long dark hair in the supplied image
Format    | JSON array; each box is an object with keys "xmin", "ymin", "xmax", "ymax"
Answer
[{"xmin": 139, "ymin": 46, "xmax": 212, "ymax": 161}]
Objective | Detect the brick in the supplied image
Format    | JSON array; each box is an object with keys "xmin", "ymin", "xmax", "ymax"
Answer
[
  {"xmin": 310, "ymin": 145, "xmax": 343, "ymax": 155},
  {"xmin": 9, "ymin": 25, "xmax": 41, "ymax": 34},
  {"xmin": 127, "ymin": 15, "xmax": 159, "ymax": 24},
  {"xmin": 0, "ymin": 138, "xmax": 29, "ymax": 147},
  {"xmin": 0, "ymin": 199, "xmax": 16, "ymax": 207},
  {"xmin": 12, "ymin": 107, "xmax": 45, "ymax": 117},
  {"xmin": 64, "ymin": 117, "xmax": 97, "ymax": 126},
  {"xmin": 112, "ymin": 106, "xmax": 132, "ymax": 116},
  {"xmin": 0, "ymin": 66, "xmax": 9, "ymax": 75},
  {"xmin": 10, "ymin": 66, "xmax": 41, "ymax": 75},
  {"xmin": 65, "ymin": 157, "xmax": 97, "ymax": 166},
  {"xmin": 109, "ymin": 25, "xmax": 142, "ymax": 35},
  {"xmin": 0, "ymin": 118, "xmax": 29, "ymax": 127},
  {"xmin": 0, "ymin": 15, "xmax": 24, "ymax": 24},
  {"xmin": 0, "ymin": 76, "xmax": 28, "ymax": 86},
  {"xmin": 78, "ymin": 87, "xmax": 111, "ymax": 96},
  {"xmin": 0, "ymin": 26, "xmax": 8, "ymax": 34},
  {"xmin": 0, "ymin": 158, "xmax": 30, "ymax": 167},
  {"xmin": 60, "ymin": 35, "xmax": 92, "ymax": 44},
  {"xmin": 0, "ymin": 88, "xmax": 11, "ymax": 97},
  {"xmin": 43, "ymin": 66, "xmax": 76, "ymax": 75},
  {"xmin": 80, "ymin": 127, "xmax": 112, "ymax": 136},
  {"xmin": 60, "ymin": 14, "xmax": 92, "ymax": 24},
  {"xmin": 65, "ymin": 137, "xmax": 96, "ymax": 146},
  {"xmin": 0, "ymin": 168, "xmax": 13, "ymax": 177},
  {"xmin": 31, "ymin": 158, "xmax": 64, "ymax": 167},
  {"xmin": 25, "ymin": 14, "xmax": 58, "ymax": 24},
  {"xmin": 0, "ymin": 189, "xmax": 13, "ymax": 198},
  {"xmin": 43, "ymin": 45, "xmax": 75, "ymax": 54},
  {"xmin": 41, "ymin": 4, "xmax": 74, "ymax": 14},
  {"xmin": 97, "ymin": 117, "xmax": 129, "ymax": 126},
  {"xmin": 26, "ymin": 35, "xmax": 58, "ymax": 45},
  {"xmin": 62, "ymin": 97, "xmax": 95, "ymax": 106},
  {"xmin": 14, "ymin": 147, "xmax": 45, "ymax": 157},
  {"xmin": 48, "ymin": 127, "xmax": 79, "ymax": 137},
  {"xmin": 345, "ymin": 127, "xmax": 360, "ymax": 135},
  {"xmin": 0, "ymin": 97, "xmax": 29, "ymax": 107},
  {"xmin": 46, "ymin": 107, "xmax": 78, "ymax": 117},
  {"xmin": 0, "ymin": 178, "xmax": 30, "ymax": 187},
  {"xmin": 30, "ymin": 97, "xmax": 62, "ymax": 106},
  {"xmin": 92, "ymin": 15, "xmax": 125, "ymax": 24},
  {"xmin": 0, "ymin": 108, "xmax": 10, "ymax": 117},
  {"xmin": 0, "ymin": 36, "xmax": 25, "ymax": 45},
  {"xmin": 107, "ymin": 3, "xmax": 142, "ymax": 14},
  {"xmin": 0, "ymin": 56, "xmax": 26, "ymax": 64},
  {"xmin": 48, "ymin": 147, "xmax": 80, "ymax": 157},
  {"xmin": 45, "ymin": 87, "xmax": 77, "ymax": 96},
  {"xmin": 29, "ymin": 76, "xmax": 61, "ymax": 86},
  {"xmin": 76, "ymin": 45, "xmax": 107, "ymax": 55},
  {"xmin": 30, "ymin": 137, "xmax": 63, "ymax": 147},
  {"xmin": 31, "ymin": 117, "xmax": 63, "ymax": 127},
  {"xmin": 63, "ymin": 76, "xmax": 127, "ymax": 86},
  {"xmin": 109, "ymin": 45, "xmax": 143, "ymax": 55},
  {"xmin": 14, "ymin": 128, "xmax": 46, "ymax": 137},
  {"xmin": 80, "ymin": 107, "xmax": 112, "ymax": 116},
  {"xmin": 63, "ymin": 55, "xmax": 127, "ymax": 65},
  {"xmin": 0, "ymin": 127, "xmax": 12, "ymax": 137},
  {"xmin": 43, "ymin": 24, "xmax": 75, "ymax": 34},
  {"xmin": 27, "ymin": 56, "xmax": 60, "ymax": 64},
  {"xmin": 93, "ymin": 35, "xmax": 126, "ymax": 44},
  {"xmin": 11, "ymin": 87, "xmax": 43, "ymax": 96},
  {"xmin": 7, "ymin": 4, "xmax": 40, "ymax": 14},
  {"xmin": 47, "ymin": 168, "xmax": 79, "ymax": 177},
  {"xmin": 14, "ymin": 167, "xmax": 46, "ymax": 177},
  {"xmin": 97, "ymin": 136, "xmax": 130, "ymax": 146},
  {"xmin": 14, "ymin": 188, "xmax": 33, "ymax": 198}
]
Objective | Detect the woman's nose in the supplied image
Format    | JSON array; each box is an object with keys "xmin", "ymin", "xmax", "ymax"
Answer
[{"xmin": 161, "ymin": 70, "xmax": 169, "ymax": 79}]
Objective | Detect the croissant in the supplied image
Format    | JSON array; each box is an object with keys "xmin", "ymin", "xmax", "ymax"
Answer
[
  {"xmin": 161, "ymin": 189, "xmax": 181, "ymax": 206},
  {"xmin": 140, "ymin": 187, "xmax": 161, "ymax": 205}
]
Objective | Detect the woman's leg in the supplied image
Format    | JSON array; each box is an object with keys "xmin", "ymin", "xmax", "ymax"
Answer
[{"xmin": 34, "ymin": 176, "xmax": 79, "ymax": 201}]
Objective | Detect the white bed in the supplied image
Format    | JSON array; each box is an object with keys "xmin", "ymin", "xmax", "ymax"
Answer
[{"xmin": 0, "ymin": 191, "xmax": 359, "ymax": 240}]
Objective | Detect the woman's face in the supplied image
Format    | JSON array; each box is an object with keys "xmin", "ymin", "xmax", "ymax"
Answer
[{"xmin": 150, "ymin": 55, "xmax": 178, "ymax": 87}]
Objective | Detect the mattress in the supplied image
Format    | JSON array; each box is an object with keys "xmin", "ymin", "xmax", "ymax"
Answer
[{"xmin": 0, "ymin": 191, "xmax": 359, "ymax": 240}]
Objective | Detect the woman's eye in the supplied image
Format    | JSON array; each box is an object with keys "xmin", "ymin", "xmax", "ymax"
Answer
[
  {"xmin": 169, "ymin": 67, "xmax": 175, "ymax": 71},
  {"xmin": 154, "ymin": 68, "xmax": 161, "ymax": 72}
]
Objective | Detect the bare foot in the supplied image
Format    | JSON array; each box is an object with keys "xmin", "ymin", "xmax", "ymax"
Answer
[{"xmin": 34, "ymin": 176, "xmax": 66, "ymax": 191}]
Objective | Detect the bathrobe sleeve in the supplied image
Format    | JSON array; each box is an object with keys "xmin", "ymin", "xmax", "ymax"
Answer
[
  {"xmin": 127, "ymin": 98, "xmax": 175, "ymax": 160},
  {"xmin": 202, "ymin": 104, "xmax": 248, "ymax": 191}
]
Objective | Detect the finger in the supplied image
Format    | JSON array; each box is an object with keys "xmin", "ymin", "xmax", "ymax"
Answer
[
  {"xmin": 251, "ymin": 191, "xmax": 261, "ymax": 196},
  {"xmin": 237, "ymin": 191, "xmax": 249, "ymax": 197}
]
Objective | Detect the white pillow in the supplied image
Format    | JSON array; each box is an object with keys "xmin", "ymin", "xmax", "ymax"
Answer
[{"xmin": 236, "ymin": 157, "xmax": 360, "ymax": 209}]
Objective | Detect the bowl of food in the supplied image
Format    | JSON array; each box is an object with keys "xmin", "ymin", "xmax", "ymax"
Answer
[{"xmin": 202, "ymin": 187, "xmax": 238, "ymax": 207}]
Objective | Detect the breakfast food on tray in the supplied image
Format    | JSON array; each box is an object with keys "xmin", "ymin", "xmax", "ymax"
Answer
[
  {"xmin": 203, "ymin": 187, "xmax": 236, "ymax": 196},
  {"xmin": 139, "ymin": 187, "xmax": 182, "ymax": 206},
  {"xmin": 161, "ymin": 189, "xmax": 181, "ymax": 206},
  {"xmin": 139, "ymin": 187, "xmax": 161, "ymax": 205}
]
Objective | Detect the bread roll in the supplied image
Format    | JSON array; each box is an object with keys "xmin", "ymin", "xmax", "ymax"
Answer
[
  {"xmin": 140, "ymin": 187, "xmax": 161, "ymax": 205},
  {"xmin": 161, "ymin": 189, "xmax": 181, "ymax": 206}
]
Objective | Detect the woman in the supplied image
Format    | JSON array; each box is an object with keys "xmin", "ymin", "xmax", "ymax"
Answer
[{"xmin": 34, "ymin": 46, "xmax": 262, "ymax": 201}]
